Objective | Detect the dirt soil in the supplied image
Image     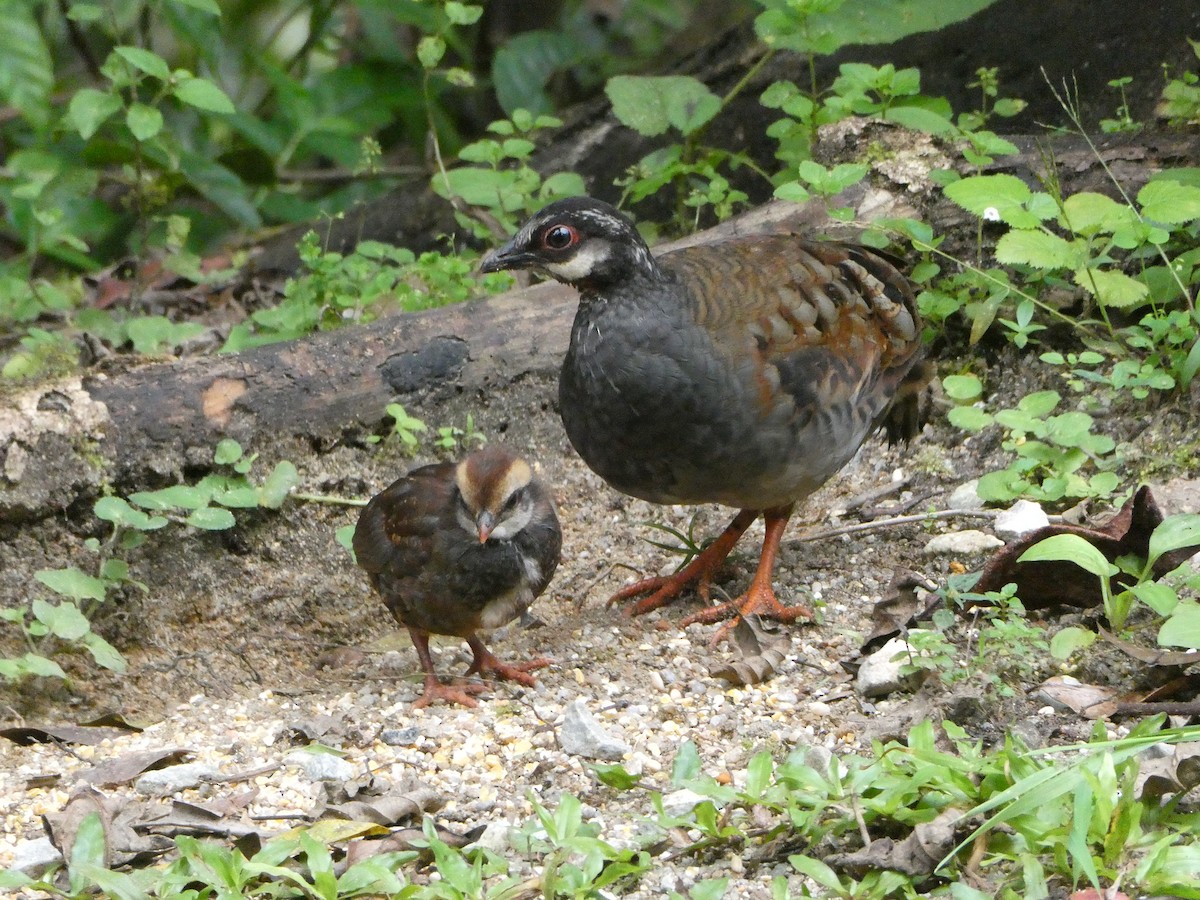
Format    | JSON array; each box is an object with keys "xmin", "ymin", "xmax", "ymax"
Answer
[{"xmin": 2, "ymin": 343, "xmax": 1199, "ymax": 895}]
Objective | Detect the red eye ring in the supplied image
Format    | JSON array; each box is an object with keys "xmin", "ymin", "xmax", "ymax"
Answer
[{"xmin": 542, "ymin": 224, "xmax": 578, "ymax": 251}]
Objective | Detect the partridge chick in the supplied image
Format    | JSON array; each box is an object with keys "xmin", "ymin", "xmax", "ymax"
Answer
[
  {"xmin": 353, "ymin": 446, "xmax": 561, "ymax": 708},
  {"xmin": 481, "ymin": 197, "xmax": 929, "ymax": 643}
]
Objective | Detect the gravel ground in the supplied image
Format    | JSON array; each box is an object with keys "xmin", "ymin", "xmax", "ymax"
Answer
[{"xmin": 1, "ymin": 366, "xmax": 1196, "ymax": 896}]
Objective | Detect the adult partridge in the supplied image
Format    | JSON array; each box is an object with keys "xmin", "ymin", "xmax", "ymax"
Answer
[
  {"xmin": 353, "ymin": 446, "xmax": 561, "ymax": 707},
  {"xmin": 481, "ymin": 197, "xmax": 929, "ymax": 642}
]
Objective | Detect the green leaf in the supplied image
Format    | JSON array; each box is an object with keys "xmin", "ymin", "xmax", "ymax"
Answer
[
  {"xmin": 492, "ymin": 31, "xmax": 579, "ymax": 116},
  {"xmin": 114, "ymin": 46, "xmax": 171, "ymax": 80},
  {"xmin": 1061, "ymin": 191, "xmax": 1135, "ymax": 235},
  {"xmin": 1073, "ymin": 267, "xmax": 1150, "ymax": 309},
  {"xmin": 942, "ymin": 373, "xmax": 983, "ymax": 402},
  {"xmin": 83, "ymin": 632, "xmax": 128, "ymax": 672},
  {"xmin": 129, "ymin": 484, "xmax": 213, "ymax": 511},
  {"xmin": 0, "ymin": 1, "xmax": 55, "ymax": 126},
  {"xmin": 169, "ymin": 0, "xmax": 221, "ymax": 12},
  {"xmin": 417, "ymin": 35, "xmax": 445, "ymax": 69},
  {"xmin": 444, "ymin": 1, "xmax": 482, "ymax": 24},
  {"xmin": 259, "ymin": 461, "xmax": 299, "ymax": 509},
  {"xmin": 1148, "ymin": 514, "xmax": 1200, "ymax": 566},
  {"xmin": 606, "ymin": 75, "xmax": 720, "ymax": 137},
  {"xmin": 1049, "ymin": 626, "xmax": 1097, "ymax": 659},
  {"xmin": 67, "ymin": 812, "xmax": 107, "ymax": 894},
  {"xmin": 1158, "ymin": 601, "xmax": 1200, "ymax": 649},
  {"xmin": 177, "ymin": 149, "xmax": 261, "ymax": 227},
  {"xmin": 943, "ymin": 174, "xmax": 1039, "ymax": 228},
  {"xmin": 67, "ymin": 88, "xmax": 123, "ymax": 139},
  {"xmin": 589, "ymin": 761, "xmax": 641, "ymax": 790},
  {"xmin": 670, "ymin": 740, "xmax": 701, "ymax": 787},
  {"xmin": 947, "ymin": 405, "xmax": 993, "ymax": 431},
  {"xmin": 173, "ymin": 76, "xmax": 235, "ymax": 114},
  {"xmin": 1130, "ymin": 581, "xmax": 1180, "ymax": 616},
  {"xmin": 187, "ymin": 507, "xmax": 236, "ymax": 530},
  {"xmin": 1018, "ymin": 534, "xmax": 1118, "ymax": 581},
  {"xmin": 15, "ymin": 653, "xmax": 68, "ymax": 680},
  {"xmin": 995, "ymin": 229, "xmax": 1084, "ymax": 269},
  {"xmin": 1137, "ymin": 179, "xmax": 1200, "ymax": 224},
  {"xmin": 35, "ymin": 567, "xmax": 107, "ymax": 602},
  {"xmin": 126, "ymin": 102, "xmax": 164, "ymax": 141},
  {"xmin": 335, "ymin": 524, "xmax": 356, "ymax": 555},
  {"xmin": 214, "ymin": 438, "xmax": 243, "ymax": 465},
  {"xmin": 755, "ymin": 0, "xmax": 996, "ymax": 55},
  {"xmin": 94, "ymin": 496, "xmax": 168, "ymax": 530},
  {"xmin": 32, "ymin": 598, "xmax": 92, "ymax": 640}
]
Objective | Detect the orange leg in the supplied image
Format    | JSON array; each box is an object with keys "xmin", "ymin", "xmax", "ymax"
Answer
[
  {"xmin": 465, "ymin": 635, "xmax": 550, "ymax": 686},
  {"xmin": 408, "ymin": 628, "xmax": 487, "ymax": 709},
  {"xmin": 606, "ymin": 509, "xmax": 758, "ymax": 617},
  {"xmin": 680, "ymin": 505, "xmax": 812, "ymax": 645}
]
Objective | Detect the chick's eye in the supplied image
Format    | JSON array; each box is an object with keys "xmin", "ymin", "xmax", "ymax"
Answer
[{"xmin": 542, "ymin": 224, "xmax": 578, "ymax": 251}]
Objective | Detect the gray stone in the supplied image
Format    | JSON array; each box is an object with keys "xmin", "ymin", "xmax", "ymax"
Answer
[
  {"xmin": 857, "ymin": 637, "xmax": 926, "ymax": 697},
  {"xmin": 558, "ymin": 699, "xmax": 630, "ymax": 760},
  {"xmin": 661, "ymin": 787, "xmax": 710, "ymax": 817},
  {"xmin": 380, "ymin": 726, "xmax": 421, "ymax": 746},
  {"xmin": 10, "ymin": 837, "xmax": 61, "ymax": 876},
  {"xmin": 135, "ymin": 762, "xmax": 219, "ymax": 796},
  {"xmin": 285, "ymin": 749, "xmax": 356, "ymax": 782},
  {"xmin": 946, "ymin": 479, "xmax": 985, "ymax": 510},
  {"xmin": 994, "ymin": 499, "xmax": 1050, "ymax": 539},
  {"xmin": 924, "ymin": 530, "xmax": 1004, "ymax": 555}
]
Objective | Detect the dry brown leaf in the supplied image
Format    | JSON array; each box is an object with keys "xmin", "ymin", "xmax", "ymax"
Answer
[
  {"xmin": 711, "ymin": 615, "xmax": 789, "ymax": 685},
  {"xmin": 1135, "ymin": 742, "xmax": 1200, "ymax": 801},
  {"xmin": 1098, "ymin": 628, "xmax": 1200, "ymax": 667},
  {"xmin": 830, "ymin": 807, "xmax": 968, "ymax": 878},
  {"xmin": 1033, "ymin": 676, "xmax": 1119, "ymax": 719},
  {"xmin": 862, "ymin": 571, "xmax": 941, "ymax": 651},
  {"xmin": 79, "ymin": 748, "xmax": 193, "ymax": 786},
  {"xmin": 1, "ymin": 722, "xmax": 140, "ymax": 746},
  {"xmin": 975, "ymin": 486, "xmax": 1200, "ymax": 609}
]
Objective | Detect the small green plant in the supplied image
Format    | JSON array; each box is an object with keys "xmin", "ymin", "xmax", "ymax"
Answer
[
  {"xmin": 1100, "ymin": 76, "xmax": 1141, "ymax": 133},
  {"xmin": 1025, "ymin": 513, "xmax": 1200, "ymax": 641},
  {"xmin": 900, "ymin": 582, "xmax": 1050, "ymax": 696},
  {"xmin": 2, "ymin": 439, "xmax": 298, "ymax": 683},
  {"xmin": 222, "ymin": 232, "xmax": 511, "ymax": 351},
  {"xmin": 433, "ymin": 414, "xmax": 486, "ymax": 453},
  {"xmin": 433, "ymin": 108, "xmax": 587, "ymax": 240},
  {"xmin": 368, "ymin": 403, "xmax": 428, "ymax": 452},
  {"xmin": 608, "ymin": 74, "xmax": 754, "ymax": 230},
  {"xmin": 1157, "ymin": 39, "xmax": 1200, "ymax": 126},
  {"xmin": 944, "ymin": 375, "xmax": 1121, "ymax": 504}
]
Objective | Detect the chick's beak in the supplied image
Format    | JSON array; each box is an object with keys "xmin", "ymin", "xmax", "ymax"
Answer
[
  {"xmin": 479, "ymin": 238, "xmax": 534, "ymax": 274},
  {"xmin": 476, "ymin": 510, "xmax": 495, "ymax": 543}
]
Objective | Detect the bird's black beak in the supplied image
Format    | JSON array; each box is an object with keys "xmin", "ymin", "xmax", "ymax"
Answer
[{"xmin": 479, "ymin": 238, "xmax": 535, "ymax": 274}]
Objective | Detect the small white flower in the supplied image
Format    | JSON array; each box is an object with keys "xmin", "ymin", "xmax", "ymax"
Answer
[{"xmin": 982, "ymin": 206, "xmax": 1001, "ymax": 222}]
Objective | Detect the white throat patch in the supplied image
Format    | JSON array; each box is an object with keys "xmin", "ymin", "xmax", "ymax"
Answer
[{"xmin": 544, "ymin": 241, "xmax": 611, "ymax": 282}]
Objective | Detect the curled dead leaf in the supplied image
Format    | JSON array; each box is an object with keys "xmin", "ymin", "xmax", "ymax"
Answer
[{"xmin": 711, "ymin": 615, "xmax": 789, "ymax": 685}]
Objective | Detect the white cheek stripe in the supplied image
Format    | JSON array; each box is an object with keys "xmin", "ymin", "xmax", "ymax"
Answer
[{"xmin": 545, "ymin": 243, "xmax": 609, "ymax": 281}]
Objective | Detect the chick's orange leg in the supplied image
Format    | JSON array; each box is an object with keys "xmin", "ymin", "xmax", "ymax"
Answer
[
  {"xmin": 465, "ymin": 635, "xmax": 550, "ymax": 687},
  {"xmin": 606, "ymin": 509, "xmax": 758, "ymax": 617},
  {"xmin": 680, "ymin": 505, "xmax": 813, "ymax": 645},
  {"xmin": 409, "ymin": 628, "xmax": 487, "ymax": 709}
]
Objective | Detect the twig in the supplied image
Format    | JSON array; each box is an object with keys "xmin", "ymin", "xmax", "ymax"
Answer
[
  {"xmin": 795, "ymin": 509, "xmax": 1008, "ymax": 542},
  {"xmin": 292, "ymin": 492, "xmax": 368, "ymax": 507}
]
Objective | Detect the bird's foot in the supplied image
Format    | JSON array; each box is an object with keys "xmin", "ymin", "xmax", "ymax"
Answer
[
  {"xmin": 606, "ymin": 510, "xmax": 757, "ymax": 617},
  {"xmin": 605, "ymin": 568, "xmax": 717, "ymax": 617},
  {"xmin": 412, "ymin": 675, "xmax": 487, "ymax": 709},
  {"xmin": 466, "ymin": 640, "xmax": 550, "ymax": 687},
  {"xmin": 681, "ymin": 584, "xmax": 812, "ymax": 646}
]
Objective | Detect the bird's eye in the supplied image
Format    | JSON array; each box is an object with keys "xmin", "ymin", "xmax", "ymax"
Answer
[{"xmin": 541, "ymin": 224, "xmax": 578, "ymax": 251}]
